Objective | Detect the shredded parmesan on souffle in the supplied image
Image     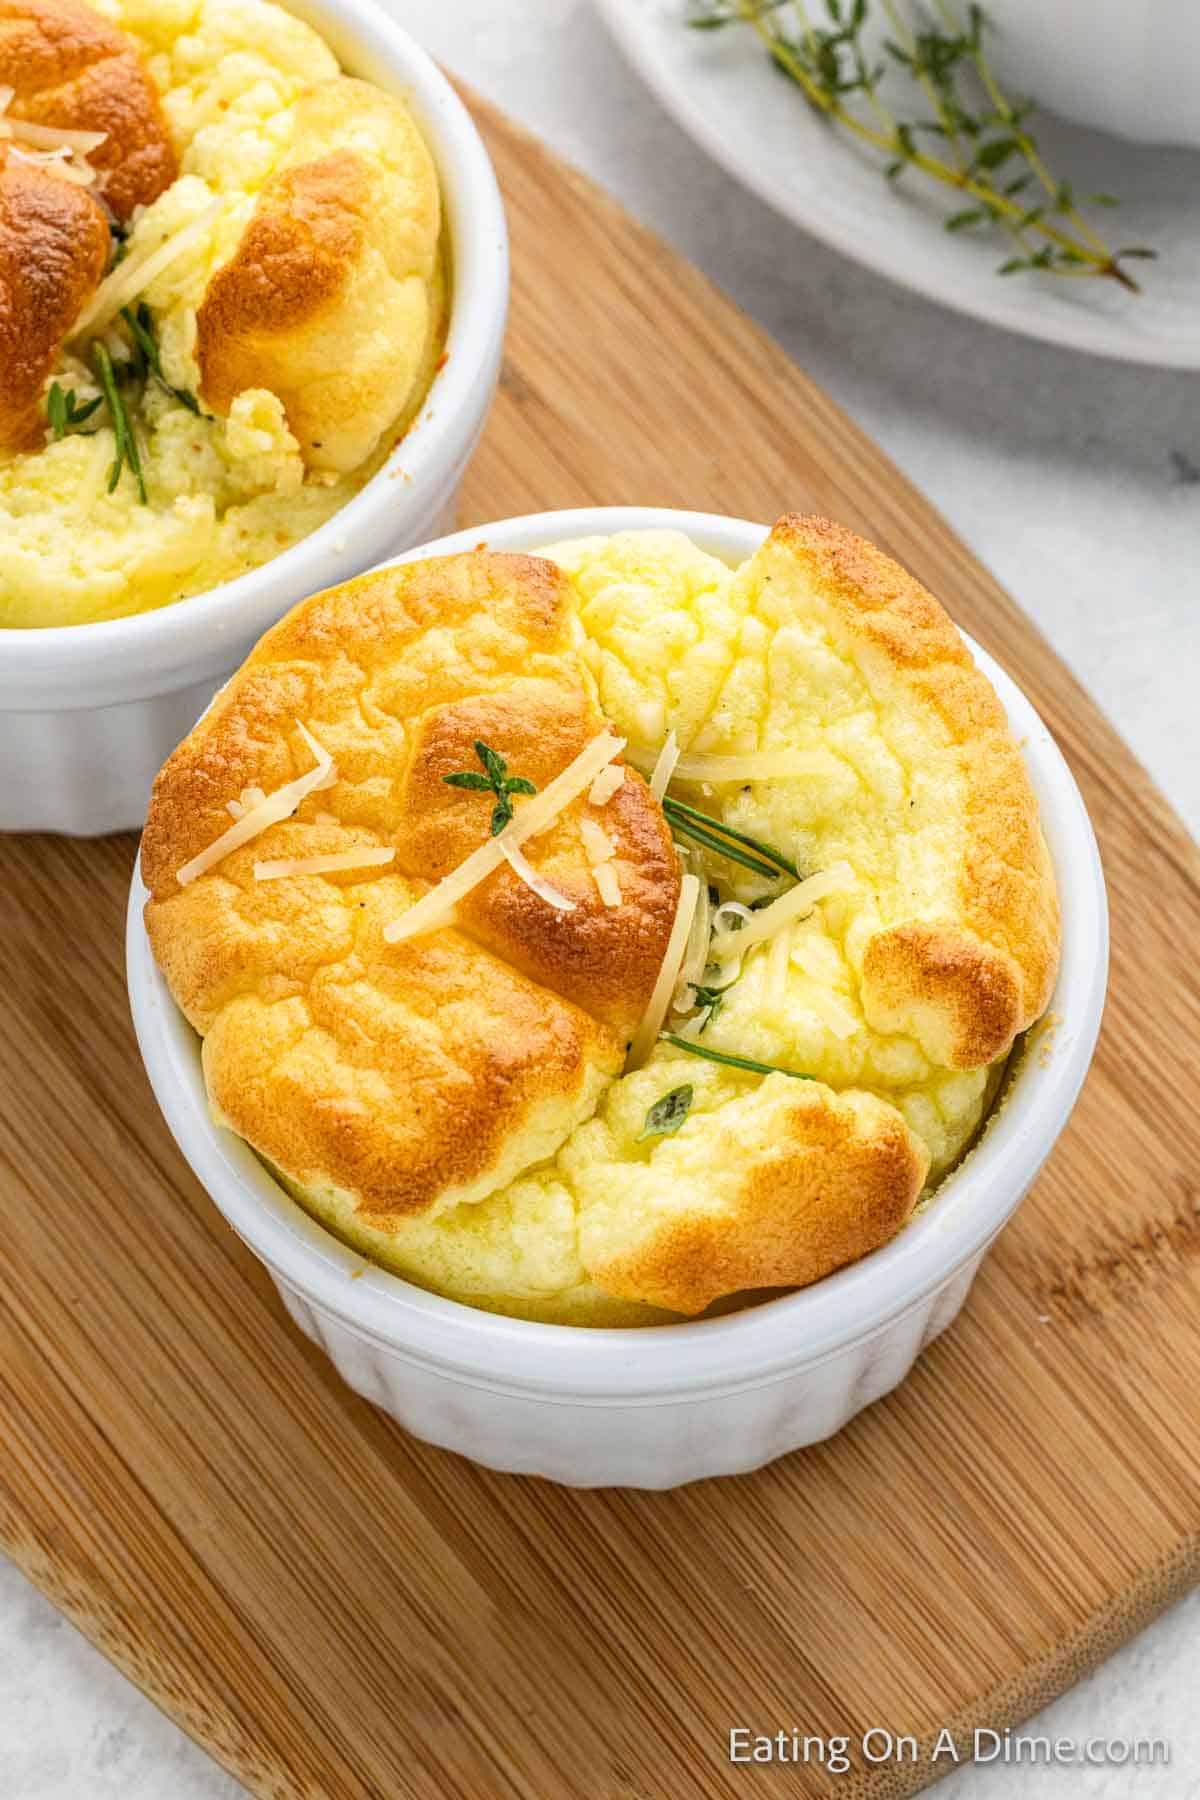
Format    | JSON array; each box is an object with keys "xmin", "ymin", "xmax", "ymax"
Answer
[
  {"xmin": 175, "ymin": 722, "xmax": 335, "ymax": 887},
  {"xmin": 647, "ymin": 730, "xmax": 679, "ymax": 802},
  {"xmin": 593, "ymin": 863, "xmax": 622, "ymax": 909},
  {"xmin": 587, "ymin": 764, "xmax": 625, "ymax": 807},
  {"xmin": 499, "ymin": 841, "xmax": 576, "ymax": 913},
  {"xmin": 709, "ymin": 862, "xmax": 854, "ymax": 960},
  {"xmin": 383, "ymin": 733, "xmax": 625, "ymax": 943},
  {"xmin": 74, "ymin": 200, "xmax": 223, "ymax": 338},
  {"xmin": 626, "ymin": 871, "xmax": 701, "ymax": 1070},
  {"xmin": 253, "ymin": 848, "xmax": 395, "ymax": 882}
]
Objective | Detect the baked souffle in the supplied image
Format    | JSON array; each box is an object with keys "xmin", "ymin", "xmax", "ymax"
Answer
[
  {"xmin": 0, "ymin": 0, "xmax": 445, "ymax": 626},
  {"xmin": 142, "ymin": 516, "xmax": 1061, "ymax": 1325}
]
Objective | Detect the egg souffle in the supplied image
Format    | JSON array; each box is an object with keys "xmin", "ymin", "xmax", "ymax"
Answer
[
  {"xmin": 0, "ymin": 0, "xmax": 445, "ymax": 627},
  {"xmin": 142, "ymin": 516, "xmax": 1062, "ymax": 1326}
]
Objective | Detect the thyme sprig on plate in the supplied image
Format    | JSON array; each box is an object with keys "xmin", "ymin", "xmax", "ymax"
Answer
[
  {"xmin": 444, "ymin": 740, "xmax": 538, "ymax": 836},
  {"xmin": 93, "ymin": 342, "xmax": 147, "ymax": 503},
  {"xmin": 688, "ymin": 0, "xmax": 1155, "ymax": 289}
]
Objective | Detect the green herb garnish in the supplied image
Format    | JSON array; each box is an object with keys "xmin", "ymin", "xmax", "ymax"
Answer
[
  {"xmin": 444, "ymin": 740, "xmax": 538, "ymax": 836},
  {"xmin": 638, "ymin": 1084, "xmax": 695, "ymax": 1141},
  {"xmin": 120, "ymin": 303, "xmax": 201, "ymax": 414},
  {"xmin": 661, "ymin": 1034, "xmax": 815, "ymax": 1080},
  {"xmin": 93, "ymin": 342, "xmax": 147, "ymax": 504},
  {"xmin": 687, "ymin": 0, "xmax": 1154, "ymax": 290},
  {"xmin": 46, "ymin": 383, "xmax": 103, "ymax": 439},
  {"xmin": 688, "ymin": 982, "xmax": 734, "ymax": 1031},
  {"xmin": 662, "ymin": 795, "xmax": 798, "ymax": 880}
]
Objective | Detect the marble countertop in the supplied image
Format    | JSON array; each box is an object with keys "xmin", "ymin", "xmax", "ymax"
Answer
[{"xmin": 3, "ymin": 1, "xmax": 1197, "ymax": 1794}]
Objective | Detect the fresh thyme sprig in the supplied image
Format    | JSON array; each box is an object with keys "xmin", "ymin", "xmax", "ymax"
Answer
[
  {"xmin": 46, "ymin": 383, "xmax": 103, "ymax": 439},
  {"xmin": 662, "ymin": 1033, "xmax": 815, "ymax": 1078},
  {"xmin": 93, "ymin": 342, "xmax": 147, "ymax": 503},
  {"xmin": 120, "ymin": 303, "xmax": 201, "ymax": 414},
  {"xmin": 662, "ymin": 795, "xmax": 798, "ymax": 880},
  {"xmin": 444, "ymin": 740, "xmax": 538, "ymax": 836},
  {"xmin": 687, "ymin": 0, "xmax": 1155, "ymax": 290}
]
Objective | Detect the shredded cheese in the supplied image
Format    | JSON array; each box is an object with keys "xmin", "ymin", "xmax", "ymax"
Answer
[
  {"xmin": 383, "ymin": 732, "xmax": 624, "ymax": 943},
  {"xmin": 6, "ymin": 120, "xmax": 107, "ymax": 153},
  {"xmin": 594, "ymin": 863, "xmax": 622, "ymax": 909},
  {"xmin": 672, "ymin": 874, "xmax": 711, "ymax": 1012},
  {"xmin": 766, "ymin": 924, "xmax": 792, "ymax": 1010},
  {"xmin": 647, "ymin": 729, "xmax": 680, "ymax": 802},
  {"xmin": 498, "ymin": 840, "xmax": 576, "ymax": 913},
  {"xmin": 629, "ymin": 745, "xmax": 831, "ymax": 785},
  {"xmin": 626, "ymin": 871, "xmax": 701, "ymax": 1071},
  {"xmin": 176, "ymin": 722, "xmax": 335, "ymax": 887},
  {"xmin": 253, "ymin": 848, "xmax": 395, "ymax": 882},
  {"xmin": 710, "ymin": 861, "xmax": 854, "ymax": 960},
  {"xmin": 588, "ymin": 764, "xmax": 625, "ymax": 807},
  {"xmin": 74, "ymin": 200, "xmax": 223, "ymax": 338},
  {"xmin": 0, "ymin": 87, "xmax": 13, "ymax": 115},
  {"xmin": 806, "ymin": 986, "xmax": 860, "ymax": 1040},
  {"xmin": 580, "ymin": 818, "xmax": 614, "ymax": 866}
]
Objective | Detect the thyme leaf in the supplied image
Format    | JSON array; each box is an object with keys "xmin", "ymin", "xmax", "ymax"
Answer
[
  {"xmin": 46, "ymin": 383, "xmax": 102, "ymax": 439},
  {"xmin": 120, "ymin": 303, "xmax": 201, "ymax": 413},
  {"xmin": 93, "ymin": 343, "xmax": 147, "ymax": 504},
  {"xmin": 444, "ymin": 740, "xmax": 539, "ymax": 836},
  {"xmin": 638, "ymin": 1084, "xmax": 695, "ymax": 1140}
]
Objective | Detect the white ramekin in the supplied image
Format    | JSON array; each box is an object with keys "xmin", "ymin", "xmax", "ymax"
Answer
[
  {"xmin": 0, "ymin": 0, "xmax": 508, "ymax": 836},
  {"xmin": 127, "ymin": 508, "xmax": 1108, "ymax": 1488},
  {"xmin": 981, "ymin": 0, "xmax": 1200, "ymax": 147}
]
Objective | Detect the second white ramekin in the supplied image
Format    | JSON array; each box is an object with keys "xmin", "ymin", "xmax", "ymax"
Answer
[
  {"xmin": 981, "ymin": 0, "xmax": 1200, "ymax": 147},
  {"xmin": 127, "ymin": 508, "xmax": 1108, "ymax": 1488},
  {"xmin": 0, "ymin": 0, "xmax": 508, "ymax": 835}
]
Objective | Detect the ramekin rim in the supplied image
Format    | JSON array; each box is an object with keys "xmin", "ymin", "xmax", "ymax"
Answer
[
  {"xmin": 0, "ymin": 0, "xmax": 508, "ymax": 683},
  {"xmin": 126, "ymin": 507, "xmax": 1109, "ymax": 1397}
]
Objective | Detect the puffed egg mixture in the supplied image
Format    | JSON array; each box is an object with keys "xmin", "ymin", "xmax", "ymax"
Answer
[{"xmin": 0, "ymin": 0, "xmax": 444, "ymax": 627}]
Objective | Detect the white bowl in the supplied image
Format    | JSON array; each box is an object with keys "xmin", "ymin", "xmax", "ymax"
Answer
[
  {"xmin": 126, "ymin": 508, "xmax": 1108, "ymax": 1488},
  {"xmin": 0, "ymin": 0, "xmax": 508, "ymax": 836},
  {"xmin": 982, "ymin": 0, "xmax": 1200, "ymax": 147}
]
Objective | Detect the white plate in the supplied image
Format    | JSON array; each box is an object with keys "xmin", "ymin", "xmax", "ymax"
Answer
[{"xmin": 594, "ymin": 0, "xmax": 1200, "ymax": 367}]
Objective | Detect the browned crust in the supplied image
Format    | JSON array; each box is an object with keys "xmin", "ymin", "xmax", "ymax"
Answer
[
  {"xmin": 195, "ymin": 150, "xmax": 367, "ymax": 416},
  {"xmin": 200, "ymin": 934, "xmax": 622, "ymax": 1224},
  {"xmin": 143, "ymin": 552, "xmax": 681, "ymax": 1219},
  {"xmin": 0, "ymin": 141, "xmax": 109, "ymax": 449},
  {"xmin": 767, "ymin": 514, "xmax": 1060, "ymax": 1068},
  {"xmin": 0, "ymin": 0, "xmax": 176, "ymax": 221},
  {"xmin": 588, "ymin": 1083, "xmax": 929, "ymax": 1317}
]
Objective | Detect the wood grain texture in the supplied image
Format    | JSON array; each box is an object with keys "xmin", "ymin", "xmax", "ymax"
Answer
[{"xmin": 2, "ymin": 92, "xmax": 1199, "ymax": 1799}]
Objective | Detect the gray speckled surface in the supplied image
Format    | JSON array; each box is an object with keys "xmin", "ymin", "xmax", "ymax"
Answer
[{"xmin": 3, "ymin": 1, "xmax": 1198, "ymax": 1793}]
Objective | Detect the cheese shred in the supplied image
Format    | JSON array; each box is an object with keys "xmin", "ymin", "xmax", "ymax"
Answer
[
  {"xmin": 253, "ymin": 848, "xmax": 395, "ymax": 882},
  {"xmin": 647, "ymin": 730, "xmax": 679, "ymax": 802},
  {"xmin": 498, "ymin": 841, "xmax": 576, "ymax": 913},
  {"xmin": 383, "ymin": 732, "xmax": 625, "ymax": 943},
  {"xmin": 626, "ymin": 871, "xmax": 701, "ymax": 1071},
  {"xmin": 74, "ymin": 200, "xmax": 224, "ymax": 338},
  {"xmin": 709, "ymin": 861, "xmax": 854, "ymax": 960},
  {"xmin": 175, "ymin": 722, "xmax": 335, "ymax": 887}
]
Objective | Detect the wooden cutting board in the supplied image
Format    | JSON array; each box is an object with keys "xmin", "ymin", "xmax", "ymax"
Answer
[{"xmin": 3, "ymin": 93, "xmax": 1199, "ymax": 1800}]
